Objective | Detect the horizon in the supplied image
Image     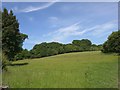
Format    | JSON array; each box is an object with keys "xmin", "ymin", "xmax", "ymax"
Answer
[{"xmin": 2, "ymin": 2, "xmax": 118, "ymax": 50}]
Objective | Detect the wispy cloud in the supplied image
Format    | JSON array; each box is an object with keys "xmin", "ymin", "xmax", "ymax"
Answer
[
  {"xmin": 44, "ymin": 21, "xmax": 84, "ymax": 42},
  {"xmin": 88, "ymin": 21, "xmax": 117, "ymax": 37},
  {"xmin": 19, "ymin": 1, "xmax": 57, "ymax": 13},
  {"xmin": 43, "ymin": 20, "xmax": 117, "ymax": 42}
]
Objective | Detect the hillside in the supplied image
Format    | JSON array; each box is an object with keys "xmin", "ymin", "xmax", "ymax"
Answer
[{"xmin": 2, "ymin": 51, "xmax": 118, "ymax": 88}]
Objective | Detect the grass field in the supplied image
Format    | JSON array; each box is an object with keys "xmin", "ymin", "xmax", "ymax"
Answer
[{"xmin": 2, "ymin": 51, "xmax": 118, "ymax": 88}]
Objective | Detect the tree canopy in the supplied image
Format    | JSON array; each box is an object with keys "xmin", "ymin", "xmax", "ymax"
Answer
[
  {"xmin": 72, "ymin": 39, "xmax": 92, "ymax": 51},
  {"xmin": 2, "ymin": 8, "xmax": 28, "ymax": 60},
  {"xmin": 15, "ymin": 40, "xmax": 102, "ymax": 60},
  {"xmin": 102, "ymin": 30, "xmax": 120, "ymax": 53}
]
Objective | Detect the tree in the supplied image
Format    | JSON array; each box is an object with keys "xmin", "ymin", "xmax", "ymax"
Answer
[
  {"xmin": 14, "ymin": 49, "xmax": 31, "ymax": 60},
  {"xmin": 90, "ymin": 44, "xmax": 102, "ymax": 51},
  {"xmin": 2, "ymin": 8, "xmax": 28, "ymax": 60},
  {"xmin": 29, "ymin": 40, "xmax": 93, "ymax": 59},
  {"xmin": 64, "ymin": 44, "xmax": 81, "ymax": 53},
  {"xmin": 72, "ymin": 39, "xmax": 92, "ymax": 51},
  {"xmin": 0, "ymin": 10, "xmax": 2, "ymax": 51},
  {"xmin": 30, "ymin": 42, "xmax": 63, "ymax": 58},
  {"xmin": 102, "ymin": 30, "xmax": 120, "ymax": 53},
  {"xmin": 72, "ymin": 40, "xmax": 81, "ymax": 46}
]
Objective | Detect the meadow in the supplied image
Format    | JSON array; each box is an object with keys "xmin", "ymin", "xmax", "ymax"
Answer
[{"xmin": 2, "ymin": 51, "xmax": 118, "ymax": 88}]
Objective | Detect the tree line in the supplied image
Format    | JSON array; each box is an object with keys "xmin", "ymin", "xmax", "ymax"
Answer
[
  {"xmin": 14, "ymin": 40, "xmax": 102, "ymax": 60},
  {"xmin": 15, "ymin": 29, "xmax": 120, "ymax": 60}
]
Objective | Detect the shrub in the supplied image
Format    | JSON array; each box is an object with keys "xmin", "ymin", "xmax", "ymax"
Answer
[{"xmin": 2, "ymin": 53, "xmax": 10, "ymax": 71}]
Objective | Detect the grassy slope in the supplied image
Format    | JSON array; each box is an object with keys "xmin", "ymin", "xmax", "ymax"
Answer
[{"xmin": 2, "ymin": 51, "xmax": 118, "ymax": 88}]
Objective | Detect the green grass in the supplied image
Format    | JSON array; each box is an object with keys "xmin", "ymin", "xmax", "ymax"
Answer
[{"xmin": 2, "ymin": 51, "xmax": 118, "ymax": 88}]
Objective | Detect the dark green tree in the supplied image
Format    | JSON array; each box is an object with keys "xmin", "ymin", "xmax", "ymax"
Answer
[
  {"xmin": 90, "ymin": 44, "xmax": 102, "ymax": 51},
  {"xmin": 2, "ymin": 8, "xmax": 28, "ymax": 60},
  {"xmin": 30, "ymin": 42, "xmax": 62, "ymax": 58},
  {"xmin": 72, "ymin": 39, "xmax": 92, "ymax": 51},
  {"xmin": 14, "ymin": 49, "xmax": 31, "ymax": 60},
  {"xmin": 102, "ymin": 30, "xmax": 120, "ymax": 53},
  {"xmin": 64, "ymin": 44, "xmax": 81, "ymax": 53},
  {"xmin": 0, "ymin": 10, "xmax": 2, "ymax": 51}
]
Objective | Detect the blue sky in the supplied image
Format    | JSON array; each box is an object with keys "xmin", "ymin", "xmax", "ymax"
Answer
[{"xmin": 2, "ymin": 2, "xmax": 118, "ymax": 50}]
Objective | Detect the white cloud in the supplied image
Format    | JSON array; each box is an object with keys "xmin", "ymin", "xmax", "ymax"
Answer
[
  {"xmin": 19, "ymin": 1, "xmax": 57, "ymax": 13},
  {"xmin": 43, "ymin": 20, "xmax": 117, "ymax": 42},
  {"xmin": 44, "ymin": 21, "xmax": 84, "ymax": 42},
  {"xmin": 89, "ymin": 21, "xmax": 117, "ymax": 37}
]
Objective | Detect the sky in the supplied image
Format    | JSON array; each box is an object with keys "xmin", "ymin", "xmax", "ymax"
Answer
[{"xmin": 2, "ymin": 2, "xmax": 118, "ymax": 50}]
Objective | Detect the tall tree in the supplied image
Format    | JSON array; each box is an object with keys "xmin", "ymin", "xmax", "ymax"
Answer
[
  {"xmin": 102, "ymin": 30, "xmax": 120, "ymax": 53},
  {"xmin": 2, "ymin": 8, "xmax": 28, "ymax": 60},
  {"xmin": 0, "ymin": 10, "xmax": 2, "ymax": 51}
]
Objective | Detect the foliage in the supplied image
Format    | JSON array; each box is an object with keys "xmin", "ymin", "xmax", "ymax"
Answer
[
  {"xmin": 64, "ymin": 44, "xmax": 82, "ymax": 52},
  {"xmin": 30, "ymin": 40, "xmax": 94, "ymax": 59},
  {"xmin": 102, "ymin": 30, "xmax": 120, "ymax": 53},
  {"xmin": 72, "ymin": 39, "xmax": 92, "ymax": 51},
  {"xmin": 15, "ymin": 39, "xmax": 102, "ymax": 60},
  {"xmin": 0, "ymin": 11, "xmax": 2, "ymax": 51},
  {"xmin": 2, "ymin": 8, "xmax": 28, "ymax": 60},
  {"xmin": 2, "ymin": 53, "xmax": 10, "ymax": 70},
  {"xmin": 14, "ymin": 49, "xmax": 31, "ymax": 60},
  {"xmin": 30, "ymin": 42, "xmax": 63, "ymax": 58},
  {"xmin": 90, "ymin": 44, "xmax": 102, "ymax": 51}
]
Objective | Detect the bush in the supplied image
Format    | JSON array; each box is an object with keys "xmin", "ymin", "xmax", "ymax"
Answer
[
  {"xmin": 14, "ymin": 49, "xmax": 31, "ymax": 60},
  {"xmin": 2, "ymin": 53, "xmax": 10, "ymax": 71}
]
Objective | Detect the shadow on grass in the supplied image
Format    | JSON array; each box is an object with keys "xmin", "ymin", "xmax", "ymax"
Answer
[{"xmin": 10, "ymin": 62, "xmax": 28, "ymax": 66}]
